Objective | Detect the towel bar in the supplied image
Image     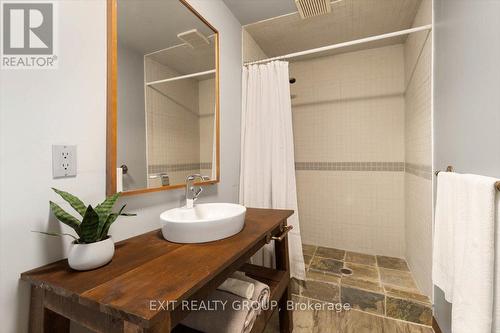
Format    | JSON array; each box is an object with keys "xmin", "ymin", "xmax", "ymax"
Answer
[
  {"xmin": 266, "ymin": 225, "xmax": 293, "ymax": 243},
  {"xmin": 435, "ymin": 165, "xmax": 500, "ymax": 191}
]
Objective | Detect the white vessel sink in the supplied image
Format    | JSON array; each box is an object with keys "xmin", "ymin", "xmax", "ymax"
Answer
[{"xmin": 160, "ymin": 203, "xmax": 246, "ymax": 243}]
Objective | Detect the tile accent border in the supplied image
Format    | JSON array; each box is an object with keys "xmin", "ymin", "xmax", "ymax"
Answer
[
  {"xmin": 293, "ymin": 161, "xmax": 432, "ymax": 179},
  {"xmin": 404, "ymin": 163, "xmax": 432, "ymax": 180},
  {"xmin": 295, "ymin": 162, "xmax": 404, "ymax": 172},
  {"xmin": 199, "ymin": 162, "xmax": 212, "ymax": 170},
  {"xmin": 149, "ymin": 162, "xmax": 212, "ymax": 174}
]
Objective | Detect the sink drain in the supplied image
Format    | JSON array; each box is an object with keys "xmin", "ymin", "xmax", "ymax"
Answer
[{"xmin": 340, "ymin": 268, "xmax": 353, "ymax": 276}]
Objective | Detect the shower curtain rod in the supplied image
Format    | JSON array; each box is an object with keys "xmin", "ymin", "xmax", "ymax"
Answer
[{"xmin": 244, "ymin": 24, "xmax": 432, "ymax": 66}]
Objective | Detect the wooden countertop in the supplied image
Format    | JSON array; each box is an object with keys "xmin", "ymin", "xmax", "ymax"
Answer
[{"xmin": 21, "ymin": 208, "xmax": 293, "ymax": 329}]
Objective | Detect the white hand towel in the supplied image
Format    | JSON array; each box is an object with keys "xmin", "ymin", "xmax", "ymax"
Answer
[
  {"xmin": 433, "ymin": 172, "xmax": 459, "ymax": 302},
  {"xmin": 217, "ymin": 277, "xmax": 255, "ymax": 299},
  {"xmin": 243, "ymin": 307, "xmax": 259, "ymax": 333},
  {"xmin": 181, "ymin": 272, "xmax": 271, "ymax": 333},
  {"xmin": 232, "ymin": 273, "xmax": 270, "ymax": 315},
  {"xmin": 494, "ymin": 191, "xmax": 500, "ymax": 333},
  {"xmin": 181, "ymin": 290, "xmax": 258, "ymax": 333},
  {"xmin": 433, "ymin": 172, "xmax": 497, "ymax": 333}
]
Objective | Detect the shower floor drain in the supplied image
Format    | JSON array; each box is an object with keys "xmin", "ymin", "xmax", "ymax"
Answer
[{"xmin": 340, "ymin": 268, "xmax": 353, "ymax": 276}]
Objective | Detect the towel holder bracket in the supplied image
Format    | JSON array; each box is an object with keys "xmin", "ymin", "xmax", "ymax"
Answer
[
  {"xmin": 435, "ymin": 165, "xmax": 454, "ymax": 176},
  {"xmin": 266, "ymin": 225, "xmax": 293, "ymax": 244},
  {"xmin": 435, "ymin": 165, "xmax": 500, "ymax": 191}
]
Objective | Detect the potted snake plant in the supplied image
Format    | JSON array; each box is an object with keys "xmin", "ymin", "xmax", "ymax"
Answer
[{"xmin": 34, "ymin": 188, "xmax": 136, "ymax": 270}]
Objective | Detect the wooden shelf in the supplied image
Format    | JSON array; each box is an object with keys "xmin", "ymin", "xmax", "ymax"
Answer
[{"xmin": 172, "ymin": 263, "xmax": 289, "ymax": 333}]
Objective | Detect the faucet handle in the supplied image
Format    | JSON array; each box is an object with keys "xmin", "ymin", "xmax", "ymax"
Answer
[
  {"xmin": 185, "ymin": 174, "xmax": 209, "ymax": 208},
  {"xmin": 192, "ymin": 186, "xmax": 203, "ymax": 200}
]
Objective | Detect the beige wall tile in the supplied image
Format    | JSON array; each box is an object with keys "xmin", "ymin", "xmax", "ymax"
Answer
[
  {"xmin": 291, "ymin": 45, "xmax": 405, "ymax": 163},
  {"xmin": 242, "ymin": 28, "xmax": 268, "ymax": 63},
  {"xmin": 291, "ymin": 45, "xmax": 406, "ymax": 258},
  {"xmin": 145, "ymin": 59, "xmax": 200, "ymax": 182},
  {"xmin": 297, "ymin": 171, "xmax": 405, "ymax": 257},
  {"xmin": 145, "ymin": 61, "xmax": 216, "ymax": 182},
  {"xmin": 404, "ymin": 0, "xmax": 432, "ymax": 87},
  {"xmin": 403, "ymin": 0, "xmax": 433, "ymax": 298}
]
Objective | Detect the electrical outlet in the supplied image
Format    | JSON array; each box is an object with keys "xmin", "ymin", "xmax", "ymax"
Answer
[{"xmin": 52, "ymin": 145, "xmax": 77, "ymax": 178}]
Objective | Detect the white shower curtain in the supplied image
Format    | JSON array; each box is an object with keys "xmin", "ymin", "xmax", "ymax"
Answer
[{"xmin": 240, "ymin": 61, "xmax": 306, "ymax": 280}]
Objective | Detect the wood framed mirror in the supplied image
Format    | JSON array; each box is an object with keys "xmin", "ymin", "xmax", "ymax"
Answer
[{"xmin": 106, "ymin": 0, "xmax": 220, "ymax": 196}]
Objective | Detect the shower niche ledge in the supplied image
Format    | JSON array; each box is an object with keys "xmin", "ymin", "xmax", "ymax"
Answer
[{"xmin": 20, "ymin": 208, "xmax": 294, "ymax": 333}]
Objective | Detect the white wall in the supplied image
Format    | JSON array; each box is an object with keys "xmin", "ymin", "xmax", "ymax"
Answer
[
  {"xmin": 433, "ymin": 0, "xmax": 500, "ymax": 332},
  {"xmin": 0, "ymin": 0, "xmax": 242, "ymax": 332},
  {"xmin": 434, "ymin": 0, "xmax": 500, "ymax": 178},
  {"xmin": 117, "ymin": 42, "xmax": 148, "ymax": 190}
]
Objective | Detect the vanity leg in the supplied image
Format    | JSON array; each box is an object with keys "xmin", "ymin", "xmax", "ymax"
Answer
[
  {"xmin": 28, "ymin": 286, "xmax": 70, "ymax": 333},
  {"xmin": 275, "ymin": 220, "xmax": 293, "ymax": 333},
  {"xmin": 28, "ymin": 286, "xmax": 44, "ymax": 333},
  {"xmin": 278, "ymin": 287, "xmax": 292, "ymax": 333}
]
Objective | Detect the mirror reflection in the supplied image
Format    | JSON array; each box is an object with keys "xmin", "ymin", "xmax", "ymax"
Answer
[{"xmin": 116, "ymin": 0, "xmax": 218, "ymax": 192}]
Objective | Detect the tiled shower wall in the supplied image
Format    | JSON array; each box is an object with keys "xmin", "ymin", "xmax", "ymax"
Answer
[
  {"xmin": 145, "ymin": 58, "xmax": 201, "ymax": 185},
  {"xmin": 242, "ymin": 13, "xmax": 432, "ymax": 294},
  {"xmin": 290, "ymin": 45, "xmax": 406, "ymax": 257},
  {"xmin": 242, "ymin": 29, "xmax": 268, "ymax": 63},
  {"xmin": 403, "ymin": 0, "xmax": 432, "ymax": 297}
]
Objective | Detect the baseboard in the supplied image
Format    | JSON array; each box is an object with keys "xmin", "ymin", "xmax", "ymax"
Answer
[{"xmin": 432, "ymin": 317, "xmax": 443, "ymax": 333}]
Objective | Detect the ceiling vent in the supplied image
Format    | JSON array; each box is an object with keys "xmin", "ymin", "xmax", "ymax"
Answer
[
  {"xmin": 295, "ymin": 0, "xmax": 331, "ymax": 19},
  {"xmin": 177, "ymin": 29, "xmax": 209, "ymax": 49}
]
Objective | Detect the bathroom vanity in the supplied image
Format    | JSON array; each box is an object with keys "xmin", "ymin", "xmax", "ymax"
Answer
[{"xmin": 21, "ymin": 208, "xmax": 293, "ymax": 333}]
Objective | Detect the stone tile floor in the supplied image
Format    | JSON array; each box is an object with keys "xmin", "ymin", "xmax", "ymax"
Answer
[
  {"xmin": 283, "ymin": 244, "xmax": 434, "ymax": 331},
  {"xmin": 264, "ymin": 307, "xmax": 434, "ymax": 333}
]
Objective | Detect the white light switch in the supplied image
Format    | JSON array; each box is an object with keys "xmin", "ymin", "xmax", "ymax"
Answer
[{"xmin": 52, "ymin": 145, "xmax": 77, "ymax": 178}]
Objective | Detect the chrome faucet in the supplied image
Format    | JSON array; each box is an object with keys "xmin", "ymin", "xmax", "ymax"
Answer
[{"xmin": 185, "ymin": 174, "xmax": 210, "ymax": 208}]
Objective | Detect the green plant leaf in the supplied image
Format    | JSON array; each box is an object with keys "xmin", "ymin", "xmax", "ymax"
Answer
[
  {"xmin": 118, "ymin": 204, "xmax": 136, "ymax": 216},
  {"xmin": 79, "ymin": 205, "xmax": 100, "ymax": 243},
  {"xmin": 32, "ymin": 230, "xmax": 78, "ymax": 241},
  {"xmin": 117, "ymin": 204, "xmax": 127, "ymax": 216},
  {"xmin": 96, "ymin": 195, "xmax": 120, "ymax": 240},
  {"xmin": 49, "ymin": 201, "xmax": 81, "ymax": 234},
  {"xmin": 99, "ymin": 213, "xmax": 119, "ymax": 240},
  {"xmin": 99, "ymin": 204, "xmax": 127, "ymax": 239},
  {"xmin": 52, "ymin": 188, "xmax": 87, "ymax": 217},
  {"xmin": 95, "ymin": 192, "xmax": 121, "ymax": 221}
]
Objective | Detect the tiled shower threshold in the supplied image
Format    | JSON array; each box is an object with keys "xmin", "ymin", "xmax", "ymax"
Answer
[{"xmin": 289, "ymin": 244, "xmax": 433, "ymax": 331}]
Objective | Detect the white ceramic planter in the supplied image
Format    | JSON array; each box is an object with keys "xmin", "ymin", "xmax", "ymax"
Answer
[{"xmin": 68, "ymin": 237, "xmax": 115, "ymax": 271}]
